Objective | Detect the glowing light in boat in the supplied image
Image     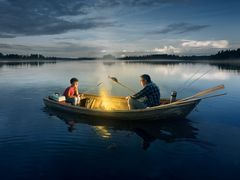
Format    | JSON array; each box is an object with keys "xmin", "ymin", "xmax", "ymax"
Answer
[
  {"xmin": 99, "ymin": 88, "xmax": 115, "ymax": 111},
  {"xmin": 97, "ymin": 87, "xmax": 128, "ymax": 111}
]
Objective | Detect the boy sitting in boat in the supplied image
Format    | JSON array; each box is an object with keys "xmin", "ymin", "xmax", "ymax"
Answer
[
  {"xmin": 126, "ymin": 74, "xmax": 160, "ymax": 110},
  {"xmin": 63, "ymin": 78, "xmax": 81, "ymax": 105}
]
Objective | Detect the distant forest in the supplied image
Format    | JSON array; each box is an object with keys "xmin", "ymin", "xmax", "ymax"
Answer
[
  {"xmin": 0, "ymin": 49, "xmax": 240, "ymax": 61},
  {"xmin": 0, "ymin": 53, "xmax": 96, "ymax": 61},
  {"xmin": 119, "ymin": 49, "xmax": 240, "ymax": 61}
]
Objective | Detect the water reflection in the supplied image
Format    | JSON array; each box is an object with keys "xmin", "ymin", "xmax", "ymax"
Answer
[
  {"xmin": 1, "ymin": 60, "xmax": 240, "ymax": 74},
  {"xmin": 0, "ymin": 59, "xmax": 239, "ymax": 179},
  {"xmin": 44, "ymin": 108, "xmax": 199, "ymax": 150},
  {"xmin": 209, "ymin": 62, "xmax": 240, "ymax": 73},
  {"xmin": 116, "ymin": 60, "xmax": 240, "ymax": 74},
  {"xmin": 0, "ymin": 61, "xmax": 56, "ymax": 68}
]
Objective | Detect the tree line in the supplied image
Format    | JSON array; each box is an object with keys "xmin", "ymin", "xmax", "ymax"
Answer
[
  {"xmin": 1, "ymin": 49, "xmax": 240, "ymax": 61},
  {"xmin": 118, "ymin": 49, "xmax": 240, "ymax": 60},
  {"xmin": 0, "ymin": 53, "xmax": 96, "ymax": 60}
]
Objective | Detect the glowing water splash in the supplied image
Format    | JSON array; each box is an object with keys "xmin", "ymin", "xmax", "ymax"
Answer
[{"xmin": 94, "ymin": 126, "xmax": 111, "ymax": 139}]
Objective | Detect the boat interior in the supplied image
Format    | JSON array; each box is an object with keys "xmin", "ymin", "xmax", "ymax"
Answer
[{"xmin": 57, "ymin": 93, "xmax": 170, "ymax": 111}]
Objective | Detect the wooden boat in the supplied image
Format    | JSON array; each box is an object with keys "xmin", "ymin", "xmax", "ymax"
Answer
[{"xmin": 43, "ymin": 85, "xmax": 224, "ymax": 121}]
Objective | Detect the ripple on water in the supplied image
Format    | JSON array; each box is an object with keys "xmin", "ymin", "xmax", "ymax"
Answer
[
  {"xmin": 0, "ymin": 61, "xmax": 240, "ymax": 179},
  {"xmin": 160, "ymin": 138, "xmax": 214, "ymax": 158}
]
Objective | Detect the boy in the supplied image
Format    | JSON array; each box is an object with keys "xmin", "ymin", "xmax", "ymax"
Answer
[{"xmin": 63, "ymin": 78, "xmax": 81, "ymax": 105}]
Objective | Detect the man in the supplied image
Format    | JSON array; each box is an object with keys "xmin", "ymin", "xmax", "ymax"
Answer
[{"xmin": 126, "ymin": 74, "xmax": 160, "ymax": 110}]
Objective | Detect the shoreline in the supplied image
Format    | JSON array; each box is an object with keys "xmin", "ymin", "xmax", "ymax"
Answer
[{"xmin": 1, "ymin": 58, "xmax": 240, "ymax": 64}]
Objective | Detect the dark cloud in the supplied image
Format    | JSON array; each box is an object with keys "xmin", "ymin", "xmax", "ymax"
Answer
[
  {"xmin": 95, "ymin": 0, "xmax": 190, "ymax": 7},
  {"xmin": 152, "ymin": 23, "xmax": 210, "ymax": 34},
  {"xmin": 0, "ymin": 0, "xmax": 115, "ymax": 38},
  {"xmin": 0, "ymin": 34, "xmax": 15, "ymax": 38},
  {"xmin": 0, "ymin": 0, "xmax": 190, "ymax": 38},
  {"xmin": 129, "ymin": 0, "xmax": 191, "ymax": 6},
  {"xmin": 0, "ymin": 43, "xmax": 32, "ymax": 51}
]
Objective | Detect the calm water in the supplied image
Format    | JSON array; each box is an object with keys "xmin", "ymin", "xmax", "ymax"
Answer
[{"xmin": 0, "ymin": 60, "xmax": 240, "ymax": 180}]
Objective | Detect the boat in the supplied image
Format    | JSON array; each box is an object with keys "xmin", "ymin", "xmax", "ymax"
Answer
[{"xmin": 43, "ymin": 84, "xmax": 225, "ymax": 121}]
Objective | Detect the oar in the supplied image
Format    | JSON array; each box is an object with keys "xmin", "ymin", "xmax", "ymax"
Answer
[
  {"xmin": 199, "ymin": 93, "xmax": 227, "ymax": 100},
  {"xmin": 178, "ymin": 84, "xmax": 225, "ymax": 102},
  {"xmin": 108, "ymin": 76, "xmax": 136, "ymax": 94}
]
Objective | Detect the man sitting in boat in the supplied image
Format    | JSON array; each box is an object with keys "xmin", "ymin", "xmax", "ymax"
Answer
[
  {"xmin": 63, "ymin": 78, "xmax": 81, "ymax": 105},
  {"xmin": 127, "ymin": 74, "xmax": 160, "ymax": 109}
]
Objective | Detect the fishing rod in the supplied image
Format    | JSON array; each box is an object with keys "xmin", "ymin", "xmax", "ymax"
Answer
[
  {"xmin": 169, "ymin": 68, "xmax": 214, "ymax": 102},
  {"xmin": 186, "ymin": 68, "xmax": 213, "ymax": 88},
  {"xmin": 178, "ymin": 68, "xmax": 202, "ymax": 92},
  {"xmin": 178, "ymin": 68, "xmax": 214, "ymax": 93}
]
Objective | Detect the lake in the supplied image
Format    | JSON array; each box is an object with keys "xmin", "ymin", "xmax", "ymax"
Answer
[{"xmin": 0, "ymin": 60, "xmax": 240, "ymax": 180}]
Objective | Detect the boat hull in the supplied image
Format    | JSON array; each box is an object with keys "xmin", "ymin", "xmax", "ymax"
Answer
[{"xmin": 43, "ymin": 97, "xmax": 200, "ymax": 121}]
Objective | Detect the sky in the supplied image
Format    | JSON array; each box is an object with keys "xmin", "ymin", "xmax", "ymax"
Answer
[{"xmin": 0, "ymin": 0, "xmax": 239, "ymax": 57}]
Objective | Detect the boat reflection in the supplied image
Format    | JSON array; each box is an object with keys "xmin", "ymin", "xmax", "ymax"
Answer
[{"xmin": 44, "ymin": 108, "xmax": 199, "ymax": 150}]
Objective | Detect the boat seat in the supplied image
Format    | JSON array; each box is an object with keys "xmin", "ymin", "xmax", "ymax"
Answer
[
  {"xmin": 85, "ymin": 98, "xmax": 96, "ymax": 109},
  {"xmin": 160, "ymin": 100, "xmax": 170, "ymax": 105}
]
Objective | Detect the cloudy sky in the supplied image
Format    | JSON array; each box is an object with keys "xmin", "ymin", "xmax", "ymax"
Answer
[{"xmin": 0, "ymin": 0, "xmax": 239, "ymax": 57}]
